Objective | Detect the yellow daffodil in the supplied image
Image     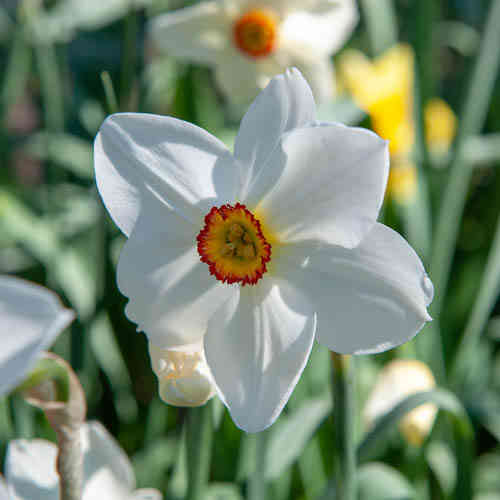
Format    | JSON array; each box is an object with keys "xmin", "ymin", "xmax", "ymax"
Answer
[
  {"xmin": 340, "ymin": 44, "xmax": 415, "ymax": 157},
  {"xmin": 340, "ymin": 45, "xmax": 457, "ymax": 203}
]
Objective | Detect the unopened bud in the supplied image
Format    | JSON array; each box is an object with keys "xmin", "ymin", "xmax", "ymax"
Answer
[
  {"xmin": 148, "ymin": 342, "xmax": 216, "ymax": 407},
  {"xmin": 363, "ymin": 359, "xmax": 437, "ymax": 446}
]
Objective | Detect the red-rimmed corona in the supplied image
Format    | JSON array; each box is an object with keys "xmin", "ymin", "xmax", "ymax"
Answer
[
  {"xmin": 197, "ymin": 203, "xmax": 271, "ymax": 285},
  {"xmin": 233, "ymin": 9, "xmax": 278, "ymax": 58}
]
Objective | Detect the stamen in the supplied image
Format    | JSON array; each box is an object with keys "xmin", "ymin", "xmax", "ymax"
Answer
[
  {"xmin": 197, "ymin": 203, "xmax": 271, "ymax": 285},
  {"xmin": 233, "ymin": 9, "xmax": 278, "ymax": 58}
]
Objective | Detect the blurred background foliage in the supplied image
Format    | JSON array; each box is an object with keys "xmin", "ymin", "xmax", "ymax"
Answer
[{"xmin": 1, "ymin": 0, "xmax": 500, "ymax": 499}]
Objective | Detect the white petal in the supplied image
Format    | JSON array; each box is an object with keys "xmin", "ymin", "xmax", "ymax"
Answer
[
  {"xmin": 204, "ymin": 281, "xmax": 316, "ymax": 432},
  {"xmin": 0, "ymin": 478, "xmax": 8, "ymax": 500},
  {"xmin": 117, "ymin": 208, "xmax": 237, "ymax": 347},
  {"xmin": 280, "ymin": 0, "xmax": 358, "ymax": 55},
  {"xmin": 233, "ymin": 68, "xmax": 316, "ymax": 207},
  {"xmin": 80, "ymin": 421, "xmax": 136, "ymax": 500},
  {"xmin": 257, "ymin": 123, "xmax": 389, "ymax": 248},
  {"xmin": 94, "ymin": 113, "xmax": 237, "ymax": 237},
  {"xmin": 149, "ymin": 2, "xmax": 229, "ymax": 65},
  {"xmin": 0, "ymin": 276, "xmax": 74, "ymax": 397},
  {"xmin": 280, "ymin": 223, "xmax": 433, "ymax": 354},
  {"xmin": 5, "ymin": 438, "xmax": 59, "ymax": 500}
]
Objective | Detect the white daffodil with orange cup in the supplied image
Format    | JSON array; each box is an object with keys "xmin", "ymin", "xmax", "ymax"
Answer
[
  {"xmin": 94, "ymin": 68, "xmax": 433, "ymax": 433},
  {"xmin": 149, "ymin": 0, "xmax": 358, "ymax": 110}
]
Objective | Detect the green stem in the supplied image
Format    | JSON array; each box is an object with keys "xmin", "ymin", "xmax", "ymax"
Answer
[
  {"xmin": 35, "ymin": 42, "xmax": 65, "ymax": 133},
  {"xmin": 186, "ymin": 403, "xmax": 213, "ymax": 500},
  {"xmin": 120, "ymin": 7, "xmax": 138, "ymax": 111},
  {"xmin": 413, "ymin": 0, "xmax": 438, "ymax": 107},
  {"xmin": 248, "ymin": 431, "xmax": 269, "ymax": 500},
  {"xmin": 359, "ymin": 0, "xmax": 397, "ymax": 57},
  {"xmin": 0, "ymin": 24, "xmax": 31, "ymax": 123},
  {"xmin": 101, "ymin": 71, "xmax": 119, "ymax": 115},
  {"xmin": 331, "ymin": 353, "xmax": 356, "ymax": 500},
  {"xmin": 451, "ymin": 210, "xmax": 500, "ymax": 385},
  {"xmin": 430, "ymin": 0, "xmax": 500, "ymax": 318}
]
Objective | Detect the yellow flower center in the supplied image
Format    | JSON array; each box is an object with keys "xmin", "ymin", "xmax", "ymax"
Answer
[
  {"xmin": 197, "ymin": 203, "xmax": 271, "ymax": 285},
  {"xmin": 233, "ymin": 9, "xmax": 278, "ymax": 58}
]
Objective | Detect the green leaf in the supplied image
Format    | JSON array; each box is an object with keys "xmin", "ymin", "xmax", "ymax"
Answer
[
  {"xmin": 90, "ymin": 312, "xmax": 138, "ymax": 422},
  {"xmin": 25, "ymin": 132, "xmax": 93, "ymax": 180},
  {"xmin": 359, "ymin": 0, "xmax": 397, "ymax": 56},
  {"xmin": 358, "ymin": 389, "xmax": 472, "ymax": 462},
  {"xmin": 0, "ymin": 190, "xmax": 59, "ymax": 263},
  {"xmin": 469, "ymin": 390, "xmax": 500, "ymax": 442},
  {"xmin": 358, "ymin": 463, "xmax": 415, "ymax": 500},
  {"xmin": 204, "ymin": 484, "xmax": 243, "ymax": 500},
  {"xmin": 265, "ymin": 394, "xmax": 331, "ymax": 479},
  {"xmin": 426, "ymin": 441, "xmax": 457, "ymax": 496},
  {"xmin": 316, "ymin": 98, "xmax": 366, "ymax": 126},
  {"xmin": 437, "ymin": 21, "xmax": 480, "ymax": 56},
  {"xmin": 474, "ymin": 451, "xmax": 500, "ymax": 495},
  {"xmin": 452, "ymin": 208, "xmax": 500, "ymax": 384},
  {"xmin": 52, "ymin": 247, "xmax": 96, "ymax": 319},
  {"xmin": 132, "ymin": 436, "xmax": 178, "ymax": 490}
]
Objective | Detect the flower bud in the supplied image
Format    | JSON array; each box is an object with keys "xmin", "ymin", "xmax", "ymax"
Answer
[
  {"xmin": 363, "ymin": 359, "xmax": 437, "ymax": 446},
  {"xmin": 148, "ymin": 342, "xmax": 216, "ymax": 407}
]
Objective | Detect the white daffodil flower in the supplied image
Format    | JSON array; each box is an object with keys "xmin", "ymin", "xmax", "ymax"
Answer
[
  {"xmin": 5, "ymin": 421, "xmax": 162, "ymax": 500},
  {"xmin": 0, "ymin": 276, "xmax": 74, "ymax": 397},
  {"xmin": 364, "ymin": 359, "xmax": 437, "ymax": 445},
  {"xmin": 94, "ymin": 68, "xmax": 433, "ymax": 432},
  {"xmin": 148, "ymin": 341, "xmax": 216, "ymax": 407},
  {"xmin": 150, "ymin": 0, "xmax": 358, "ymax": 109}
]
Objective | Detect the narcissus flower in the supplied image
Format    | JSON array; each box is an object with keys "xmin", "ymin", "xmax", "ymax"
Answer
[
  {"xmin": 94, "ymin": 68, "xmax": 433, "ymax": 432},
  {"xmin": 5, "ymin": 421, "xmax": 162, "ymax": 500},
  {"xmin": 340, "ymin": 45, "xmax": 456, "ymax": 203},
  {"xmin": 364, "ymin": 359, "xmax": 437, "ymax": 446},
  {"xmin": 0, "ymin": 276, "xmax": 74, "ymax": 397},
  {"xmin": 149, "ymin": 0, "xmax": 358, "ymax": 109}
]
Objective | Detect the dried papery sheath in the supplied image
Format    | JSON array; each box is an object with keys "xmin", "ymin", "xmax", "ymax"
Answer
[{"xmin": 24, "ymin": 353, "xmax": 86, "ymax": 500}]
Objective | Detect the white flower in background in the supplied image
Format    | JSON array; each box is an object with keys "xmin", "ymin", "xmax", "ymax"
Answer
[
  {"xmin": 0, "ymin": 276, "xmax": 74, "ymax": 397},
  {"xmin": 94, "ymin": 68, "xmax": 433, "ymax": 432},
  {"xmin": 4, "ymin": 421, "xmax": 162, "ymax": 500},
  {"xmin": 150, "ymin": 0, "xmax": 358, "ymax": 109},
  {"xmin": 364, "ymin": 359, "xmax": 437, "ymax": 446},
  {"xmin": 149, "ymin": 341, "xmax": 216, "ymax": 407}
]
